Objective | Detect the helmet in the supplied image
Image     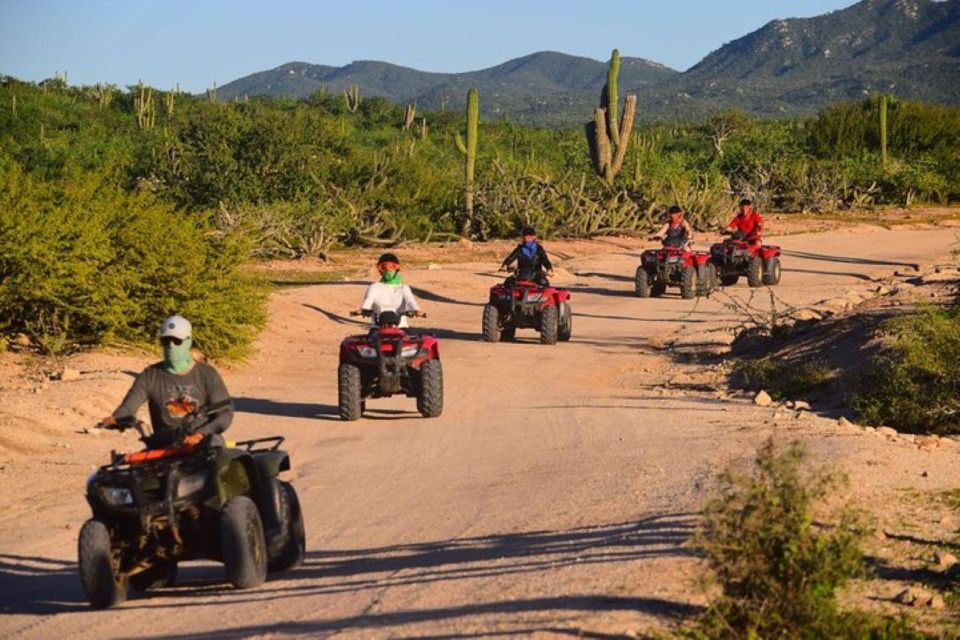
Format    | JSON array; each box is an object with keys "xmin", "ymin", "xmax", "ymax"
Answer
[
  {"xmin": 668, "ymin": 205, "xmax": 683, "ymax": 215},
  {"xmin": 158, "ymin": 315, "xmax": 191, "ymax": 340},
  {"xmin": 377, "ymin": 311, "xmax": 400, "ymax": 327},
  {"xmin": 739, "ymin": 198, "xmax": 752, "ymax": 206},
  {"xmin": 377, "ymin": 253, "xmax": 400, "ymax": 266},
  {"xmin": 520, "ymin": 225, "xmax": 536, "ymax": 237}
]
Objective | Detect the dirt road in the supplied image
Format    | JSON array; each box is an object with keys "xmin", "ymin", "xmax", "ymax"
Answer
[{"xmin": 2, "ymin": 224, "xmax": 960, "ymax": 638}]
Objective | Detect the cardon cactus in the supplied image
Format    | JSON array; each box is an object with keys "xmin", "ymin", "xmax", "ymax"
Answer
[
  {"xmin": 586, "ymin": 49, "xmax": 636, "ymax": 183},
  {"xmin": 455, "ymin": 88, "xmax": 479, "ymax": 233},
  {"xmin": 344, "ymin": 84, "xmax": 361, "ymax": 113},
  {"xmin": 879, "ymin": 94, "xmax": 888, "ymax": 168}
]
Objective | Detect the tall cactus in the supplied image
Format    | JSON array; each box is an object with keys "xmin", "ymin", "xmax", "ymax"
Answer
[
  {"xmin": 586, "ymin": 49, "xmax": 636, "ymax": 183},
  {"xmin": 134, "ymin": 79, "xmax": 156, "ymax": 130},
  {"xmin": 454, "ymin": 88, "xmax": 479, "ymax": 233},
  {"xmin": 344, "ymin": 84, "xmax": 361, "ymax": 113},
  {"xmin": 879, "ymin": 94, "xmax": 888, "ymax": 169},
  {"xmin": 403, "ymin": 103, "xmax": 416, "ymax": 130}
]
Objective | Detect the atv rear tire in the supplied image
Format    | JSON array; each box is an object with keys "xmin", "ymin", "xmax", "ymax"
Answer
[
  {"xmin": 635, "ymin": 267, "xmax": 652, "ymax": 298},
  {"xmin": 130, "ymin": 561, "xmax": 177, "ymax": 592},
  {"xmin": 680, "ymin": 266, "xmax": 698, "ymax": 299},
  {"xmin": 338, "ymin": 364, "xmax": 362, "ymax": 421},
  {"xmin": 558, "ymin": 302, "xmax": 572, "ymax": 342},
  {"xmin": 720, "ymin": 274, "xmax": 739, "ymax": 286},
  {"xmin": 747, "ymin": 257, "xmax": 764, "ymax": 288},
  {"xmin": 481, "ymin": 304, "xmax": 501, "ymax": 342},
  {"xmin": 417, "ymin": 359, "xmax": 443, "ymax": 417},
  {"xmin": 79, "ymin": 519, "xmax": 127, "ymax": 608},
  {"xmin": 220, "ymin": 496, "xmax": 267, "ymax": 589},
  {"xmin": 651, "ymin": 282, "xmax": 667, "ymax": 297},
  {"xmin": 697, "ymin": 263, "xmax": 716, "ymax": 297},
  {"xmin": 267, "ymin": 481, "xmax": 305, "ymax": 573},
  {"xmin": 540, "ymin": 305, "xmax": 559, "ymax": 345},
  {"xmin": 763, "ymin": 256, "xmax": 782, "ymax": 285}
]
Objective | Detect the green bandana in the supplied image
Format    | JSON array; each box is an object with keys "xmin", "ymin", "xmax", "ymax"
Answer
[
  {"xmin": 163, "ymin": 337, "xmax": 195, "ymax": 374},
  {"xmin": 381, "ymin": 270, "xmax": 402, "ymax": 285}
]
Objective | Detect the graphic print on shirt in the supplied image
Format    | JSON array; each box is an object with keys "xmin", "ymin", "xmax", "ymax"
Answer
[{"xmin": 163, "ymin": 382, "xmax": 201, "ymax": 421}]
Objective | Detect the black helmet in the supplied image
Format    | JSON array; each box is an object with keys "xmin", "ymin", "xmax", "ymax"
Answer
[
  {"xmin": 520, "ymin": 225, "xmax": 536, "ymax": 237},
  {"xmin": 668, "ymin": 205, "xmax": 683, "ymax": 215},
  {"xmin": 377, "ymin": 310, "xmax": 400, "ymax": 327},
  {"xmin": 739, "ymin": 198, "xmax": 752, "ymax": 206},
  {"xmin": 377, "ymin": 252, "xmax": 400, "ymax": 266}
]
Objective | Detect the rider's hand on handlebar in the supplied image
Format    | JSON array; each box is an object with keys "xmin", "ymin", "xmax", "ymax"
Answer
[
  {"xmin": 499, "ymin": 264, "xmax": 509, "ymax": 273},
  {"xmin": 547, "ymin": 269, "xmax": 555, "ymax": 277},
  {"xmin": 349, "ymin": 309, "xmax": 361, "ymax": 317},
  {"xmin": 182, "ymin": 432, "xmax": 204, "ymax": 446},
  {"xmin": 415, "ymin": 310, "xmax": 427, "ymax": 318},
  {"xmin": 96, "ymin": 415, "xmax": 118, "ymax": 430}
]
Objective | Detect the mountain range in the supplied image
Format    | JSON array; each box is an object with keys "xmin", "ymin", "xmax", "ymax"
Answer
[{"xmin": 217, "ymin": 0, "xmax": 960, "ymax": 125}]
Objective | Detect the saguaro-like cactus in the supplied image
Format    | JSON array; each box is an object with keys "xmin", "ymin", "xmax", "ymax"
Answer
[
  {"xmin": 879, "ymin": 94, "xmax": 888, "ymax": 169},
  {"xmin": 454, "ymin": 88, "xmax": 479, "ymax": 233},
  {"xmin": 585, "ymin": 49, "xmax": 637, "ymax": 183},
  {"xmin": 344, "ymin": 84, "xmax": 361, "ymax": 113},
  {"xmin": 134, "ymin": 79, "xmax": 156, "ymax": 130}
]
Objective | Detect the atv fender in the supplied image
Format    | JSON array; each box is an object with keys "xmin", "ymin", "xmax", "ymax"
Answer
[
  {"xmin": 252, "ymin": 451, "xmax": 289, "ymax": 537},
  {"xmin": 214, "ymin": 449, "xmax": 256, "ymax": 507},
  {"xmin": 253, "ymin": 450, "xmax": 291, "ymax": 479},
  {"xmin": 761, "ymin": 245, "xmax": 781, "ymax": 260}
]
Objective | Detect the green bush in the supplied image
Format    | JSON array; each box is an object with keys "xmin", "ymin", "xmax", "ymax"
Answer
[
  {"xmin": 0, "ymin": 167, "xmax": 265, "ymax": 357},
  {"xmin": 733, "ymin": 356, "xmax": 831, "ymax": 400},
  {"xmin": 688, "ymin": 439, "xmax": 924, "ymax": 639},
  {"xmin": 851, "ymin": 306, "xmax": 960, "ymax": 435}
]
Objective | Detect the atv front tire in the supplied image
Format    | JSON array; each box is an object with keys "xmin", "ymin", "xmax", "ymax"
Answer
[
  {"xmin": 635, "ymin": 267, "xmax": 652, "ymax": 298},
  {"xmin": 267, "ymin": 481, "xmax": 305, "ymax": 573},
  {"xmin": 129, "ymin": 561, "xmax": 177, "ymax": 592},
  {"xmin": 697, "ymin": 263, "xmax": 716, "ymax": 297},
  {"xmin": 79, "ymin": 519, "xmax": 127, "ymax": 609},
  {"xmin": 747, "ymin": 257, "xmax": 764, "ymax": 288},
  {"xmin": 501, "ymin": 324, "xmax": 516, "ymax": 342},
  {"xmin": 221, "ymin": 496, "xmax": 267, "ymax": 589},
  {"xmin": 680, "ymin": 266, "xmax": 698, "ymax": 299},
  {"xmin": 338, "ymin": 363, "xmax": 362, "ymax": 421},
  {"xmin": 763, "ymin": 256, "xmax": 782, "ymax": 285},
  {"xmin": 558, "ymin": 302, "xmax": 572, "ymax": 342},
  {"xmin": 417, "ymin": 359, "xmax": 443, "ymax": 417},
  {"xmin": 540, "ymin": 305, "xmax": 559, "ymax": 345},
  {"xmin": 481, "ymin": 304, "xmax": 501, "ymax": 342},
  {"xmin": 651, "ymin": 282, "xmax": 667, "ymax": 297},
  {"xmin": 720, "ymin": 274, "xmax": 739, "ymax": 287}
]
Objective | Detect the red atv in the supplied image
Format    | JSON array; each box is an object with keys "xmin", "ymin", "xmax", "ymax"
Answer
[
  {"xmin": 338, "ymin": 310, "xmax": 442, "ymax": 421},
  {"xmin": 635, "ymin": 245, "xmax": 715, "ymax": 299},
  {"xmin": 709, "ymin": 231, "xmax": 782, "ymax": 287},
  {"xmin": 482, "ymin": 278, "xmax": 572, "ymax": 345}
]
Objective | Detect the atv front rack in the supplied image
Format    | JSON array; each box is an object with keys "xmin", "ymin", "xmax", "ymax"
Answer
[{"xmin": 234, "ymin": 436, "xmax": 285, "ymax": 453}]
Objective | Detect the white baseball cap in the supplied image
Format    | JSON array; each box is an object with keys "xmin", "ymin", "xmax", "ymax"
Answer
[{"xmin": 158, "ymin": 315, "xmax": 192, "ymax": 340}]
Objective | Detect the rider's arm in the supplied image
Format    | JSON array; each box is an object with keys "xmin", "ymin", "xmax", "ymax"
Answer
[
  {"xmin": 684, "ymin": 220, "xmax": 694, "ymax": 242},
  {"xmin": 112, "ymin": 371, "xmax": 149, "ymax": 421},
  {"xmin": 538, "ymin": 245, "xmax": 553, "ymax": 271},
  {"xmin": 359, "ymin": 283, "xmax": 377, "ymax": 312},
  {"xmin": 198, "ymin": 366, "xmax": 233, "ymax": 437},
  {"xmin": 500, "ymin": 247, "xmax": 520, "ymax": 269},
  {"xmin": 401, "ymin": 285, "xmax": 421, "ymax": 313},
  {"xmin": 652, "ymin": 222, "xmax": 668, "ymax": 238},
  {"xmin": 726, "ymin": 216, "xmax": 739, "ymax": 230}
]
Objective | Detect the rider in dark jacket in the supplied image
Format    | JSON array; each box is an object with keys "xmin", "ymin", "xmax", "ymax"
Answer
[
  {"xmin": 651, "ymin": 205, "xmax": 694, "ymax": 249},
  {"xmin": 500, "ymin": 226, "xmax": 554, "ymax": 286}
]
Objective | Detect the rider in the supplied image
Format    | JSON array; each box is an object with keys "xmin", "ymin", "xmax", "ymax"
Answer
[
  {"xmin": 352, "ymin": 253, "xmax": 425, "ymax": 328},
  {"xmin": 98, "ymin": 315, "xmax": 234, "ymax": 449},
  {"xmin": 727, "ymin": 198, "xmax": 764, "ymax": 243},
  {"xmin": 651, "ymin": 205, "xmax": 694, "ymax": 249},
  {"xmin": 500, "ymin": 225, "xmax": 555, "ymax": 286}
]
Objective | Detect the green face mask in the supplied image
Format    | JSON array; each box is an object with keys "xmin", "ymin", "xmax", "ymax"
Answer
[
  {"xmin": 381, "ymin": 270, "xmax": 402, "ymax": 285},
  {"xmin": 163, "ymin": 337, "xmax": 194, "ymax": 374}
]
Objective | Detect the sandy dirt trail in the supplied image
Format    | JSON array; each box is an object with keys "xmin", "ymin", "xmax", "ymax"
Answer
[{"xmin": 2, "ymin": 225, "xmax": 960, "ymax": 639}]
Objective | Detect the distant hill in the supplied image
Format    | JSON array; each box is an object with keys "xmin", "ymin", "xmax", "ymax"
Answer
[{"xmin": 217, "ymin": 0, "xmax": 960, "ymax": 125}]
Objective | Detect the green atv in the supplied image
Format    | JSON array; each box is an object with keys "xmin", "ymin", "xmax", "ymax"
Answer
[{"xmin": 79, "ymin": 411, "xmax": 305, "ymax": 608}]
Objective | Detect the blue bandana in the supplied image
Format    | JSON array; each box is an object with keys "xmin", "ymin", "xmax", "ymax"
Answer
[{"xmin": 521, "ymin": 240, "xmax": 538, "ymax": 261}]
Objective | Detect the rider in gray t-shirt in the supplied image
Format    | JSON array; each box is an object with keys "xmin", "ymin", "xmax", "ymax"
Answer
[{"xmin": 99, "ymin": 316, "xmax": 234, "ymax": 448}]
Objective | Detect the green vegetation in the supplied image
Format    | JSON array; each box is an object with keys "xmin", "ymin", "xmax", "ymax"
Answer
[
  {"xmin": 852, "ymin": 306, "xmax": 960, "ymax": 435},
  {"xmin": 733, "ymin": 357, "xmax": 831, "ymax": 401},
  {"xmin": 1, "ymin": 72, "xmax": 958, "ymax": 354},
  {"xmin": 687, "ymin": 439, "xmax": 926, "ymax": 639}
]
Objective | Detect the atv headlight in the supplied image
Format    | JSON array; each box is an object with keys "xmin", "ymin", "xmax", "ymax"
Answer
[
  {"xmin": 358, "ymin": 346, "xmax": 377, "ymax": 358},
  {"xmin": 176, "ymin": 472, "xmax": 206, "ymax": 498},
  {"xmin": 400, "ymin": 345, "xmax": 422, "ymax": 357},
  {"xmin": 100, "ymin": 486, "xmax": 134, "ymax": 507}
]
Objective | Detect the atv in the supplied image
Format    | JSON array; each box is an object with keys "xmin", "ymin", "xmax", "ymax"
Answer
[
  {"xmin": 338, "ymin": 310, "xmax": 442, "ymax": 421},
  {"xmin": 482, "ymin": 276, "xmax": 572, "ymax": 345},
  {"xmin": 635, "ymin": 245, "xmax": 715, "ymax": 299},
  {"xmin": 709, "ymin": 231, "xmax": 782, "ymax": 288},
  {"xmin": 79, "ymin": 411, "xmax": 305, "ymax": 609}
]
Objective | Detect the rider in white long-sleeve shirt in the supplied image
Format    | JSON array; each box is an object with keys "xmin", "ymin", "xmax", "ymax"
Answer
[{"xmin": 351, "ymin": 253, "xmax": 425, "ymax": 328}]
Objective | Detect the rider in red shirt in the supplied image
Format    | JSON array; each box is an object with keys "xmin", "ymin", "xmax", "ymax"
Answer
[{"xmin": 727, "ymin": 198, "xmax": 763, "ymax": 243}]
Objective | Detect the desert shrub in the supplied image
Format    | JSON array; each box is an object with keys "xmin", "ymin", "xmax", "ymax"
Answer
[
  {"xmin": 0, "ymin": 167, "xmax": 265, "ymax": 357},
  {"xmin": 851, "ymin": 306, "xmax": 960, "ymax": 435},
  {"xmin": 733, "ymin": 356, "xmax": 831, "ymax": 400},
  {"xmin": 687, "ymin": 439, "xmax": 923, "ymax": 639}
]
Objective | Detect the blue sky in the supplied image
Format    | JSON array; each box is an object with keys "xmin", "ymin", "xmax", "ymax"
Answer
[{"xmin": 1, "ymin": 0, "xmax": 854, "ymax": 92}]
